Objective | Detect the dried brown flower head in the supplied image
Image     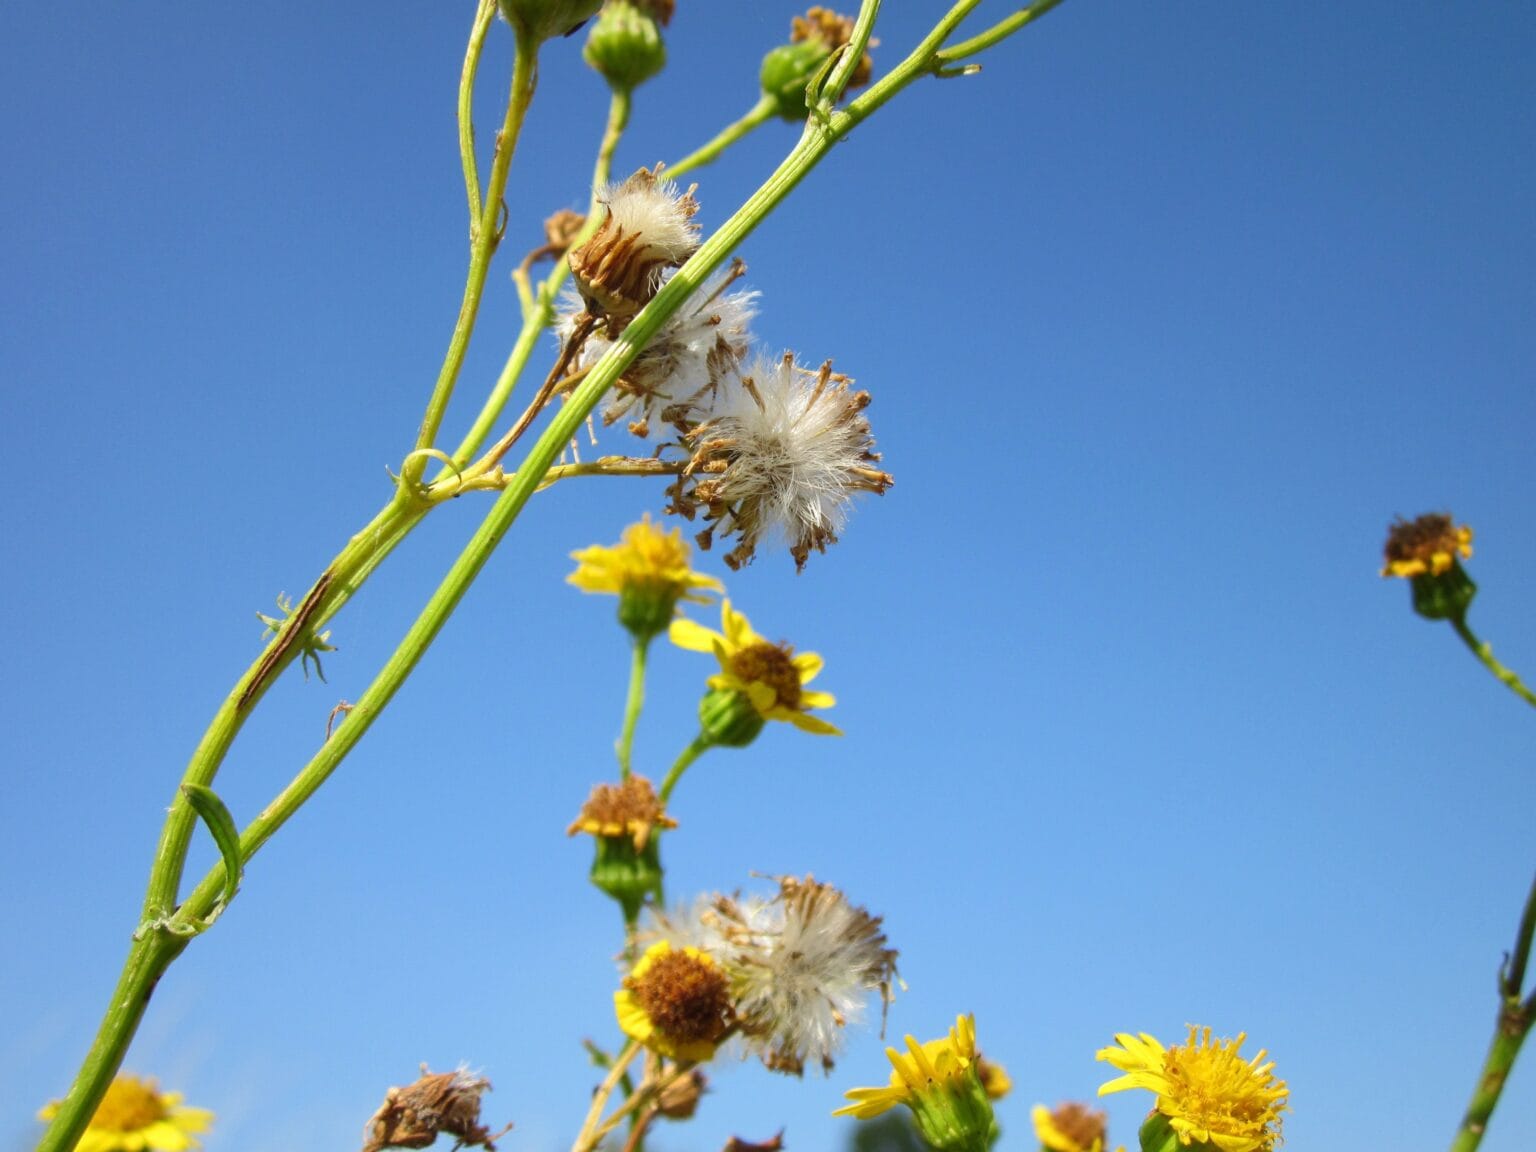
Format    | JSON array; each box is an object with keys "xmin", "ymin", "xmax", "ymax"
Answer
[
  {"xmin": 360, "ymin": 1067, "xmax": 508, "ymax": 1152},
  {"xmin": 655, "ymin": 1067, "xmax": 707, "ymax": 1120},
  {"xmin": 569, "ymin": 166, "xmax": 699, "ymax": 331},
  {"xmin": 1032, "ymin": 1100, "xmax": 1108, "ymax": 1152},
  {"xmin": 567, "ymin": 774, "xmax": 677, "ymax": 851},
  {"xmin": 1381, "ymin": 512, "xmax": 1473, "ymax": 578}
]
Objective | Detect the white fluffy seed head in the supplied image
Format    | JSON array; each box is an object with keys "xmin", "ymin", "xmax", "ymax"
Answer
[
  {"xmin": 688, "ymin": 353, "xmax": 892, "ymax": 570},
  {"xmin": 568, "ymin": 166, "xmax": 700, "ymax": 323}
]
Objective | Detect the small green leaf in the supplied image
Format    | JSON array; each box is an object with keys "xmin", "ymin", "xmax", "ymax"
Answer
[{"xmin": 181, "ymin": 783, "xmax": 242, "ymax": 910}]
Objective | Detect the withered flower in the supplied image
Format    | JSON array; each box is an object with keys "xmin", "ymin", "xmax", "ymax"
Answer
[
  {"xmin": 569, "ymin": 166, "xmax": 699, "ymax": 331},
  {"xmin": 567, "ymin": 774, "xmax": 677, "ymax": 852},
  {"xmin": 360, "ymin": 1067, "xmax": 507, "ymax": 1152}
]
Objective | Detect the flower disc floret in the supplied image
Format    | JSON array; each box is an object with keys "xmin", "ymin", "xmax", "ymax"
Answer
[
  {"xmin": 1097, "ymin": 1026, "xmax": 1287, "ymax": 1152},
  {"xmin": 39, "ymin": 1074, "xmax": 214, "ymax": 1152},
  {"xmin": 1381, "ymin": 512, "xmax": 1473, "ymax": 578},
  {"xmin": 669, "ymin": 600, "xmax": 839, "ymax": 735},
  {"xmin": 615, "ymin": 941, "xmax": 734, "ymax": 1063}
]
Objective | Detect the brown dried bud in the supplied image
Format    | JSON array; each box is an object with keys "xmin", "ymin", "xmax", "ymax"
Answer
[
  {"xmin": 543, "ymin": 208, "xmax": 587, "ymax": 255},
  {"xmin": 360, "ymin": 1067, "xmax": 508, "ymax": 1152},
  {"xmin": 569, "ymin": 166, "xmax": 699, "ymax": 330},
  {"xmin": 792, "ymin": 7, "xmax": 873, "ymax": 87},
  {"xmin": 655, "ymin": 1067, "xmax": 707, "ymax": 1120},
  {"xmin": 566, "ymin": 774, "xmax": 677, "ymax": 852}
]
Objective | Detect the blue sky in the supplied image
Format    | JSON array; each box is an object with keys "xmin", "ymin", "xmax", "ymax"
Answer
[{"xmin": 3, "ymin": 3, "xmax": 1535, "ymax": 1150}]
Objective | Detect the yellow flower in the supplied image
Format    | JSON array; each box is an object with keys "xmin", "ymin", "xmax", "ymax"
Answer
[
  {"xmin": 976, "ymin": 1056, "xmax": 1012, "ymax": 1100},
  {"xmin": 569, "ymin": 515, "xmax": 722, "ymax": 639},
  {"xmin": 38, "ymin": 1074, "xmax": 214, "ymax": 1152},
  {"xmin": 1380, "ymin": 513, "xmax": 1473, "ymax": 578},
  {"xmin": 1032, "ymin": 1101, "xmax": 1108, "ymax": 1152},
  {"xmin": 1097, "ymin": 1026, "xmax": 1287, "ymax": 1152},
  {"xmin": 669, "ymin": 599, "xmax": 840, "ymax": 736},
  {"xmin": 836, "ymin": 1013, "xmax": 978, "ymax": 1119},
  {"xmin": 615, "ymin": 940, "xmax": 734, "ymax": 1063}
]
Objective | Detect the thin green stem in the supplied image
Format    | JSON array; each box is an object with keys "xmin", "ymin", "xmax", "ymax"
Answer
[
  {"xmin": 459, "ymin": 0, "xmax": 499, "ymax": 222},
  {"xmin": 667, "ymin": 94, "xmax": 777, "ymax": 178},
  {"xmin": 935, "ymin": 0, "xmax": 1068, "ymax": 63},
  {"xmin": 445, "ymin": 85, "xmax": 632, "ymax": 476},
  {"xmin": 407, "ymin": 35, "xmax": 541, "ymax": 488},
  {"xmin": 658, "ymin": 733, "xmax": 711, "ymax": 805},
  {"xmin": 572, "ymin": 1039, "xmax": 643, "ymax": 1152},
  {"xmin": 617, "ymin": 637, "xmax": 649, "ymax": 778},
  {"xmin": 1449, "ymin": 872, "xmax": 1536, "ymax": 1152},
  {"xmin": 1450, "ymin": 616, "xmax": 1536, "ymax": 710},
  {"xmin": 35, "ymin": 933, "xmax": 188, "ymax": 1152}
]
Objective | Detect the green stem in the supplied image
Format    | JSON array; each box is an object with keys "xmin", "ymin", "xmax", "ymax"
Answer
[
  {"xmin": 407, "ymin": 34, "xmax": 541, "ymax": 488},
  {"xmin": 446, "ymin": 85, "xmax": 631, "ymax": 476},
  {"xmin": 35, "ymin": 933, "xmax": 188, "ymax": 1152},
  {"xmin": 459, "ymin": 0, "xmax": 499, "ymax": 222},
  {"xmin": 1451, "ymin": 616, "xmax": 1536, "ymax": 710},
  {"xmin": 667, "ymin": 94, "xmax": 777, "ymax": 178},
  {"xmin": 1449, "ymin": 872, "xmax": 1536, "ymax": 1152},
  {"xmin": 617, "ymin": 637, "xmax": 649, "ymax": 778},
  {"xmin": 935, "ymin": 0, "xmax": 1068, "ymax": 63},
  {"xmin": 658, "ymin": 733, "xmax": 711, "ymax": 805}
]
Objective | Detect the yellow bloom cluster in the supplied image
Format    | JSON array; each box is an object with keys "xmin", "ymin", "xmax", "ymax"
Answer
[{"xmin": 38, "ymin": 1075, "xmax": 213, "ymax": 1152}]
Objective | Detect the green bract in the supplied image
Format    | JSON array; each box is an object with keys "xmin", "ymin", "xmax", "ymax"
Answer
[{"xmin": 584, "ymin": 1, "xmax": 666, "ymax": 92}]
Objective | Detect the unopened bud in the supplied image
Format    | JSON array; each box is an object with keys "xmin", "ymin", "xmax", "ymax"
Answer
[
  {"xmin": 498, "ymin": 0, "xmax": 603, "ymax": 45},
  {"xmin": 584, "ymin": 2, "xmax": 667, "ymax": 92},
  {"xmin": 698, "ymin": 687, "xmax": 766, "ymax": 749}
]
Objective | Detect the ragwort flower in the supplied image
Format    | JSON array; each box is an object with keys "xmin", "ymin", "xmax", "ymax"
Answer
[
  {"xmin": 1381, "ymin": 512, "xmax": 1473, "ymax": 578},
  {"xmin": 569, "ymin": 514, "xmax": 722, "ymax": 639},
  {"xmin": 835, "ymin": 1014, "xmax": 997, "ymax": 1152},
  {"xmin": 1097, "ymin": 1026, "xmax": 1287, "ymax": 1152},
  {"xmin": 1032, "ymin": 1101, "xmax": 1109, "ymax": 1152},
  {"xmin": 38, "ymin": 1074, "xmax": 214, "ymax": 1152},
  {"xmin": 678, "ymin": 353, "xmax": 892, "ymax": 571},
  {"xmin": 670, "ymin": 599, "xmax": 839, "ymax": 740},
  {"xmin": 615, "ymin": 940, "xmax": 734, "ymax": 1062}
]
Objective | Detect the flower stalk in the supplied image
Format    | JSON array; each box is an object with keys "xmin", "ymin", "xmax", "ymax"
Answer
[{"xmin": 1449, "ymin": 616, "xmax": 1536, "ymax": 711}]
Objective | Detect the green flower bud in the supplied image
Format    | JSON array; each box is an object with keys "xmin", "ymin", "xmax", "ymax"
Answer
[
  {"xmin": 584, "ymin": 1, "xmax": 667, "ymax": 92},
  {"xmin": 905, "ymin": 1067, "xmax": 996, "ymax": 1152},
  {"xmin": 1410, "ymin": 563, "xmax": 1478, "ymax": 621},
  {"xmin": 759, "ymin": 39, "xmax": 834, "ymax": 121},
  {"xmin": 589, "ymin": 829, "xmax": 664, "ymax": 925},
  {"xmin": 498, "ymin": 0, "xmax": 603, "ymax": 45},
  {"xmin": 698, "ymin": 686, "xmax": 766, "ymax": 749}
]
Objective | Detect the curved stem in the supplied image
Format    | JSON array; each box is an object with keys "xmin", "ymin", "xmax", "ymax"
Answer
[
  {"xmin": 657, "ymin": 733, "xmax": 711, "ymax": 805},
  {"xmin": 935, "ymin": 0, "xmax": 1067, "ymax": 64},
  {"xmin": 667, "ymin": 94, "xmax": 776, "ymax": 178},
  {"xmin": 1449, "ymin": 871, "xmax": 1536, "ymax": 1152},
  {"xmin": 459, "ymin": 0, "xmax": 499, "ymax": 222},
  {"xmin": 1450, "ymin": 616, "xmax": 1536, "ymax": 710},
  {"xmin": 617, "ymin": 637, "xmax": 649, "ymax": 778},
  {"xmin": 407, "ymin": 35, "xmax": 541, "ymax": 488}
]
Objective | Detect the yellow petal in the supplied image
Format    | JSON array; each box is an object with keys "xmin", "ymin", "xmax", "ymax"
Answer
[
  {"xmin": 669, "ymin": 617, "xmax": 722, "ymax": 653},
  {"xmin": 799, "ymin": 690, "xmax": 836, "ymax": 710},
  {"xmin": 791, "ymin": 651, "xmax": 824, "ymax": 683},
  {"xmin": 788, "ymin": 712, "xmax": 842, "ymax": 736}
]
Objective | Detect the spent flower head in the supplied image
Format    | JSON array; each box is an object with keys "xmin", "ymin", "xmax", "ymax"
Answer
[
  {"xmin": 560, "ymin": 264, "xmax": 756, "ymax": 437},
  {"xmin": 677, "ymin": 353, "xmax": 892, "ymax": 571},
  {"xmin": 569, "ymin": 513, "xmax": 723, "ymax": 639},
  {"xmin": 1032, "ymin": 1101, "xmax": 1109, "ymax": 1152},
  {"xmin": 835, "ymin": 1014, "xmax": 998, "ymax": 1152},
  {"xmin": 718, "ymin": 875, "xmax": 898, "ymax": 1075},
  {"xmin": 361, "ymin": 1067, "xmax": 505, "ymax": 1152},
  {"xmin": 38, "ymin": 1074, "xmax": 214, "ymax": 1152},
  {"xmin": 670, "ymin": 598, "xmax": 839, "ymax": 742},
  {"xmin": 616, "ymin": 940, "xmax": 735, "ymax": 1062},
  {"xmin": 760, "ymin": 7, "xmax": 875, "ymax": 121},
  {"xmin": 1097, "ymin": 1026, "xmax": 1287, "ymax": 1152},
  {"xmin": 569, "ymin": 166, "xmax": 700, "ymax": 329}
]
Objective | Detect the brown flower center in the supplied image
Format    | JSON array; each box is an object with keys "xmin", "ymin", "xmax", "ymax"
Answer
[
  {"xmin": 626, "ymin": 950, "xmax": 732, "ymax": 1048},
  {"xmin": 93, "ymin": 1079, "xmax": 167, "ymax": 1131},
  {"xmin": 730, "ymin": 642, "xmax": 802, "ymax": 710},
  {"xmin": 1047, "ymin": 1102, "xmax": 1107, "ymax": 1152},
  {"xmin": 1383, "ymin": 512, "xmax": 1463, "ymax": 567}
]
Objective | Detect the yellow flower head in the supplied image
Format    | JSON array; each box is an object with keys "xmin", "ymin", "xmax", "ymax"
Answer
[
  {"xmin": 1032, "ymin": 1101, "xmax": 1108, "ymax": 1152},
  {"xmin": 38, "ymin": 1074, "xmax": 214, "ymax": 1152},
  {"xmin": 669, "ymin": 599, "xmax": 840, "ymax": 736},
  {"xmin": 1381, "ymin": 513, "xmax": 1473, "ymax": 578},
  {"xmin": 1097, "ymin": 1026, "xmax": 1287, "ymax": 1152},
  {"xmin": 615, "ymin": 940, "xmax": 734, "ymax": 1063},
  {"xmin": 977, "ymin": 1057, "xmax": 1012, "ymax": 1101},
  {"xmin": 569, "ymin": 515, "xmax": 723, "ymax": 639}
]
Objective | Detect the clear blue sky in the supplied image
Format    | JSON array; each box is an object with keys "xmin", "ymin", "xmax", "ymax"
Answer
[{"xmin": 3, "ymin": 3, "xmax": 1535, "ymax": 1150}]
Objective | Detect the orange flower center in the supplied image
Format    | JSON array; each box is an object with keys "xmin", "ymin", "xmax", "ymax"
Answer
[
  {"xmin": 92, "ymin": 1078, "xmax": 167, "ymax": 1131},
  {"xmin": 730, "ymin": 642, "xmax": 802, "ymax": 710}
]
